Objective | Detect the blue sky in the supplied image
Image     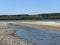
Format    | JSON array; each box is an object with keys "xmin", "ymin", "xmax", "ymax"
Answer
[{"xmin": 0, "ymin": 0, "xmax": 60, "ymax": 14}]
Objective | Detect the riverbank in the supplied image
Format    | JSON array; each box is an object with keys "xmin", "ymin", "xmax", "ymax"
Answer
[
  {"xmin": 0, "ymin": 21, "xmax": 60, "ymax": 45},
  {"xmin": 12, "ymin": 21, "xmax": 60, "ymax": 31},
  {"xmin": 0, "ymin": 22, "xmax": 34, "ymax": 45}
]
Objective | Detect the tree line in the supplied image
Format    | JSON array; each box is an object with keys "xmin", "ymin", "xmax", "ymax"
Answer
[{"xmin": 0, "ymin": 13, "xmax": 60, "ymax": 20}]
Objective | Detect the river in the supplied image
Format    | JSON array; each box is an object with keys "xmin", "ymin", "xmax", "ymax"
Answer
[{"xmin": 10, "ymin": 25, "xmax": 60, "ymax": 45}]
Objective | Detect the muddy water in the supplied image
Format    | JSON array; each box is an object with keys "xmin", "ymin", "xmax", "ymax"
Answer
[{"xmin": 11, "ymin": 26, "xmax": 60, "ymax": 45}]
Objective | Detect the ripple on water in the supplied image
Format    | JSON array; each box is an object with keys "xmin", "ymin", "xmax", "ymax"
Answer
[{"xmin": 11, "ymin": 26, "xmax": 60, "ymax": 45}]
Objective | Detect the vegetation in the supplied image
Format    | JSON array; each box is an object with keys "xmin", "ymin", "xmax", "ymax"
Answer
[{"xmin": 0, "ymin": 13, "xmax": 60, "ymax": 20}]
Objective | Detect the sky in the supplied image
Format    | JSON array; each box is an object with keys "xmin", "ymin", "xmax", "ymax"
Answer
[{"xmin": 0, "ymin": 0, "xmax": 60, "ymax": 14}]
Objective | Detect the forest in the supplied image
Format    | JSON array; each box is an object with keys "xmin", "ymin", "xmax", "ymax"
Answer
[{"xmin": 0, "ymin": 13, "xmax": 60, "ymax": 20}]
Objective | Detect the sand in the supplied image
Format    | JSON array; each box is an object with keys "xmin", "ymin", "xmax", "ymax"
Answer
[{"xmin": 11, "ymin": 21, "xmax": 60, "ymax": 31}]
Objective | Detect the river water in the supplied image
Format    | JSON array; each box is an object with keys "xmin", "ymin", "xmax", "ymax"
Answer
[{"xmin": 11, "ymin": 25, "xmax": 60, "ymax": 45}]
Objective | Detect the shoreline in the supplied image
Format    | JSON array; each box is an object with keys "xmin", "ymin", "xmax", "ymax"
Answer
[
  {"xmin": 1, "ymin": 21, "xmax": 60, "ymax": 31},
  {"xmin": 0, "ymin": 22, "xmax": 34, "ymax": 45},
  {"xmin": 0, "ymin": 21, "xmax": 60, "ymax": 45},
  {"xmin": 12, "ymin": 21, "xmax": 60, "ymax": 31}
]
